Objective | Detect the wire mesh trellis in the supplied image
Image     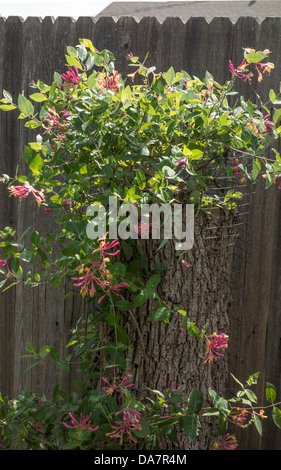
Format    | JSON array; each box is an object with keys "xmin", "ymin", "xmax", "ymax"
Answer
[{"xmin": 180, "ymin": 162, "xmax": 255, "ymax": 329}]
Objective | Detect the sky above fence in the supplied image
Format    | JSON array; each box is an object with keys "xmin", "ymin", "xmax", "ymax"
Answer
[
  {"xmin": 0, "ymin": 0, "xmax": 268, "ymax": 19},
  {"xmin": 2, "ymin": 0, "xmax": 169, "ymax": 19}
]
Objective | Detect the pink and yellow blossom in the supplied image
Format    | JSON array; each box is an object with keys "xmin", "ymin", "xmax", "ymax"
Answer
[
  {"xmin": 8, "ymin": 181, "xmax": 45, "ymax": 206},
  {"xmin": 63, "ymin": 412, "xmax": 98, "ymax": 431},
  {"xmin": 102, "ymin": 374, "xmax": 134, "ymax": 395},
  {"xmin": 204, "ymin": 332, "xmax": 229, "ymax": 363},
  {"xmin": 176, "ymin": 157, "xmax": 189, "ymax": 169},
  {"xmin": 60, "ymin": 65, "xmax": 80, "ymax": 88},
  {"xmin": 214, "ymin": 433, "xmax": 237, "ymax": 450},
  {"xmin": 98, "ymin": 71, "xmax": 120, "ymax": 92},
  {"xmin": 181, "ymin": 260, "xmax": 192, "ymax": 270},
  {"xmin": 106, "ymin": 408, "xmax": 142, "ymax": 445}
]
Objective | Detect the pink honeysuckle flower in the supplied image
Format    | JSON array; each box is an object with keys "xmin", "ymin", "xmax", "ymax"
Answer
[
  {"xmin": 71, "ymin": 263, "xmax": 105, "ymax": 297},
  {"xmin": 255, "ymin": 61, "xmax": 274, "ymax": 82},
  {"xmin": 181, "ymin": 260, "xmax": 192, "ymax": 270},
  {"xmin": 72, "ymin": 256, "xmax": 129, "ymax": 301},
  {"xmin": 63, "ymin": 412, "xmax": 99, "ymax": 432},
  {"xmin": 228, "ymin": 158, "xmax": 243, "ymax": 173},
  {"xmin": 95, "ymin": 236, "xmax": 120, "ymax": 258},
  {"xmin": 133, "ymin": 221, "xmax": 151, "ymax": 237},
  {"xmin": 60, "ymin": 109, "xmax": 72, "ymax": 120},
  {"xmin": 106, "ymin": 408, "xmax": 141, "ymax": 445},
  {"xmin": 31, "ymin": 422, "xmax": 44, "ymax": 434},
  {"xmin": 44, "ymin": 206, "xmax": 54, "ymax": 214},
  {"xmin": 102, "ymin": 374, "xmax": 134, "ymax": 395},
  {"xmin": 232, "ymin": 407, "xmax": 267, "ymax": 426},
  {"xmin": 262, "ymin": 114, "xmax": 275, "ymax": 134},
  {"xmin": 43, "ymin": 107, "xmax": 70, "ymax": 133},
  {"xmin": 167, "ymin": 379, "xmax": 181, "ymax": 391},
  {"xmin": 97, "ymin": 281, "xmax": 130, "ymax": 304},
  {"xmin": 0, "ymin": 259, "xmax": 10, "ymax": 274},
  {"xmin": 62, "ymin": 198, "xmax": 73, "ymax": 210},
  {"xmin": 203, "ymin": 332, "xmax": 229, "ymax": 363},
  {"xmin": 229, "ymin": 59, "xmax": 253, "ymax": 82},
  {"xmin": 8, "ymin": 181, "xmax": 45, "ymax": 206},
  {"xmin": 60, "ymin": 65, "xmax": 80, "ymax": 88},
  {"xmin": 214, "ymin": 433, "xmax": 238, "ymax": 450},
  {"xmin": 175, "ymin": 157, "xmax": 189, "ymax": 169},
  {"xmin": 98, "ymin": 70, "xmax": 120, "ymax": 92},
  {"xmin": 232, "ymin": 408, "xmax": 249, "ymax": 425}
]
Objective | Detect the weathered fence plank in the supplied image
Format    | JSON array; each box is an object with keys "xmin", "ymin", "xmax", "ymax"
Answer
[{"xmin": 0, "ymin": 16, "xmax": 281, "ymax": 449}]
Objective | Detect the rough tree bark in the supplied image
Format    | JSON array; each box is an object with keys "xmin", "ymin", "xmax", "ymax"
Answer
[{"xmin": 120, "ymin": 206, "xmax": 239, "ymax": 450}]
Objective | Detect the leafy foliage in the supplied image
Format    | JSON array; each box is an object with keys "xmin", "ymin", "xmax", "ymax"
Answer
[{"xmin": 0, "ymin": 42, "xmax": 281, "ymax": 450}]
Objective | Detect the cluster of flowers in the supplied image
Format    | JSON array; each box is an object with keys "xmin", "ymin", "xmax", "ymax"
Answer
[
  {"xmin": 63, "ymin": 412, "xmax": 99, "ymax": 432},
  {"xmin": 101, "ymin": 374, "xmax": 134, "ymax": 395},
  {"xmin": 106, "ymin": 408, "xmax": 142, "ymax": 445},
  {"xmin": 214, "ymin": 433, "xmax": 238, "ymax": 450},
  {"xmin": 71, "ymin": 235, "xmax": 129, "ymax": 303},
  {"xmin": 0, "ymin": 259, "xmax": 10, "ymax": 275},
  {"xmin": 8, "ymin": 180, "xmax": 46, "ymax": 206},
  {"xmin": 62, "ymin": 374, "xmax": 141, "ymax": 446},
  {"xmin": 42, "ymin": 107, "xmax": 72, "ymax": 142},
  {"xmin": 232, "ymin": 407, "xmax": 267, "ymax": 428},
  {"xmin": 59, "ymin": 64, "xmax": 121, "ymax": 93},
  {"xmin": 229, "ymin": 47, "xmax": 274, "ymax": 83},
  {"xmin": 204, "ymin": 332, "xmax": 229, "ymax": 363}
]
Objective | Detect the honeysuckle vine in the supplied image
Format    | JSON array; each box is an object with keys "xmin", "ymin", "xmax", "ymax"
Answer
[{"xmin": 0, "ymin": 40, "xmax": 281, "ymax": 450}]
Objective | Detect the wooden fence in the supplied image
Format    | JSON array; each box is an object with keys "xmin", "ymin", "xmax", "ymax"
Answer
[{"xmin": 1, "ymin": 15, "xmax": 281, "ymax": 450}]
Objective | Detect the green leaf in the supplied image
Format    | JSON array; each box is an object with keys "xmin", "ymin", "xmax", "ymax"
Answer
[
  {"xmin": 230, "ymin": 373, "xmax": 244, "ymax": 389},
  {"xmin": 56, "ymin": 360, "xmax": 70, "ymax": 373},
  {"xmin": 253, "ymin": 414, "xmax": 262, "ymax": 436},
  {"xmin": 3, "ymin": 90, "xmax": 13, "ymax": 103},
  {"xmin": 244, "ymin": 389, "xmax": 258, "ymax": 403},
  {"xmin": 49, "ymin": 346, "xmax": 60, "ymax": 361},
  {"xmin": 162, "ymin": 66, "xmax": 176, "ymax": 86},
  {"xmin": 39, "ymin": 345, "xmax": 50, "ymax": 358},
  {"xmin": 150, "ymin": 306, "xmax": 171, "ymax": 322},
  {"xmin": 115, "ymin": 299, "xmax": 132, "ymax": 311},
  {"xmin": 245, "ymin": 51, "xmax": 267, "ymax": 64},
  {"xmin": 272, "ymin": 407, "xmax": 281, "ymax": 429},
  {"xmin": 187, "ymin": 389, "xmax": 203, "ymax": 414},
  {"xmin": 218, "ymin": 414, "xmax": 228, "ymax": 435},
  {"xmin": 152, "ymin": 78, "xmax": 165, "ymax": 95},
  {"xmin": 266, "ymin": 382, "xmax": 276, "ymax": 404},
  {"xmin": 133, "ymin": 418, "xmax": 151, "ymax": 438},
  {"xmin": 61, "ymin": 240, "xmax": 83, "ymax": 256},
  {"xmin": 108, "ymin": 395, "xmax": 119, "ymax": 414},
  {"xmin": 0, "ymin": 104, "xmax": 17, "ymax": 111},
  {"xmin": 24, "ymin": 119, "xmax": 41, "ymax": 129},
  {"xmin": 11, "ymin": 257, "xmax": 20, "ymax": 275},
  {"xmin": 169, "ymin": 394, "xmax": 182, "ymax": 404},
  {"xmin": 269, "ymin": 89, "xmax": 276, "ymax": 103},
  {"xmin": 29, "ymin": 153, "xmax": 44, "ymax": 174},
  {"xmin": 162, "ymin": 166, "xmax": 176, "ymax": 178},
  {"xmin": 146, "ymin": 274, "xmax": 161, "ymax": 289},
  {"xmin": 116, "ymin": 325, "xmax": 129, "ymax": 347},
  {"xmin": 31, "ymin": 230, "xmax": 41, "ymax": 247},
  {"xmin": 133, "ymin": 291, "xmax": 148, "ymax": 307},
  {"xmin": 181, "ymin": 414, "xmax": 201, "ymax": 438},
  {"xmin": 273, "ymin": 108, "xmax": 281, "ymax": 124},
  {"xmin": 29, "ymin": 93, "xmax": 48, "ymax": 102},
  {"xmin": 136, "ymin": 169, "xmax": 146, "ymax": 189},
  {"xmin": 18, "ymin": 94, "xmax": 34, "ymax": 116},
  {"xmin": 247, "ymin": 372, "xmax": 260, "ymax": 386},
  {"xmin": 26, "ymin": 341, "xmax": 35, "ymax": 353}
]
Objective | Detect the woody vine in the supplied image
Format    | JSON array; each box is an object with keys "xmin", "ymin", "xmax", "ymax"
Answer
[{"xmin": 0, "ymin": 41, "xmax": 281, "ymax": 450}]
